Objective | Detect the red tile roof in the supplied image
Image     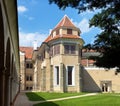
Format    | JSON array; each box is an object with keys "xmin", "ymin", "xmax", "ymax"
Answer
[
  {"xmin": 44, "ymin": 34, "xmax": 80, "ymax": 43},
  {"xmin": 20, "ymin": 47, "xmax": 33, "ymax": 59},
  {"xmin": 44, "ymin": 15, "xmax": 81, "ymax": 43},
  {"xmin": 55, "ymin": 15, "xmax": 77, "ymax": 29},
  {"xmin": 81, "ymin": 59, "xmax": 95, "ymax": 66}
]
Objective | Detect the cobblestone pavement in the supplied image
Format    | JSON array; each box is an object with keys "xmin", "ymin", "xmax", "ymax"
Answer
[{"xmin": 14, "ymin": 91, "xmax": 98, "ymax": 106}]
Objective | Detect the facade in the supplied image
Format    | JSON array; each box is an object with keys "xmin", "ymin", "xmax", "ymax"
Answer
[
  {"xmin": 0, "ymin": 0, "xmax": 20, "ymax": 106},
  {"xmin": 20, "ymin": 47, "xmax": 34, "ymax": 91},
  {"xmin": 81, "ymin": 49, "xmax": 120, "ymax": 93},
  {"xmin": 20, "ymin": 15, "xmax": 120, "ymax": 93},
  {"xmin": 32, "ymin": 15, "xmax": 84, "ymax": 92}
]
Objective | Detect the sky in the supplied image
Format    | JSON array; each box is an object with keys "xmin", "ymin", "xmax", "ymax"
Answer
[{"xmin": 17, "ymin": 0, "xmax": 101, "ymax": 47}]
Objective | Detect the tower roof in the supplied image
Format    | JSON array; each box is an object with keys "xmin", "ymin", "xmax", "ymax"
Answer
[
  {"xmin": 44, "ymin": 15, "xmax": 81, "ymax": 43},
  {"xmin": 55, "ymin": 15, "xmax": 76, "ymax": 29}
]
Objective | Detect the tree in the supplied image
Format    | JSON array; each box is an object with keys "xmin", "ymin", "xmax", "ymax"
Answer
[{"xmin": 49, "ymin": 0, "xmax": 120, "ymax": 69}]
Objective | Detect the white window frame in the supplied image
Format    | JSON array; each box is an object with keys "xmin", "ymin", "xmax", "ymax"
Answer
[
  {"xmin": 66, "ymin": 65, "xmax": 75, "ymax": 86},
  {"xmin": 54, "ymin": 65, "xmax": 60, "ymax": 86}
]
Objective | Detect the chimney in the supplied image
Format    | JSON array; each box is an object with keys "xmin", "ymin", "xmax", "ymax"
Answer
[{"xmin": 33, "ymin": 40, "xmax": 37, "ymax": 50}]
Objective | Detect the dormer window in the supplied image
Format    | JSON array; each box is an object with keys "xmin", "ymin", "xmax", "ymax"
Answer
[
  {"xmin": 56, "ymin": 29, "xmax": 59, "ymax": 35},
  {"xmin": 67, "ymin": 29, "xmax": 72, "ymax": 34}
]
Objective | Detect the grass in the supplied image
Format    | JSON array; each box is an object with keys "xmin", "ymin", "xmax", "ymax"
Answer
[
  {"xmin": 26, "ymin": 92, "xmax": 86, "ymax": 101},
  {"xmin": 33, "ymin": 93, "xmax": 120, "ymax": 106}
]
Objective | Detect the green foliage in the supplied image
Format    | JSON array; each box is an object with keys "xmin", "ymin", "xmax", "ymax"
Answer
[{"xmin": 49, "ymin": 0, "xmax": 120, "ymax": 69}]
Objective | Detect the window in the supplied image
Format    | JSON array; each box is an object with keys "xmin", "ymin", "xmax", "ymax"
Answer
[
  {"xmin": 54, "ymin": 66, "xmax": 59, "ymax": 85},
  {"xmin": 26, "ymin": 76, "xmax": 29, "ymax": 81},
  {"xmin": 30, "ymin": 87, "xmax": 33, "ymax": 90},
  {"xmin": 49, "ymin": 46, "xmax": 53, "ymax": 57},
  {"xmin": 30, "ymin": 76, "xmax": 32, "ymax": 81},
  {"xmin": 26, "ymin": 75, "xmax": 32, "ymax": 81},
  {"xmin": 26, "ymin": 87, "xmax": 29, "ymax": 90},
  {"xmin": 26, "ymin": 63, "xmax": 33, "ymax": 69},
  {"xmin": 64, "ymin": 45, "xmax": 75, "ymax": 54},
  {"xmin": 26, "ymin": 63, "xmax": 29, "ymax": 68},
  {"xmin": 26, "ymin": 86, "xmax": 33, "ymax": 90},
  {"xmin": 30, "ymin": 63, "xmax": 33, "ymax": 68},
  {"xmin": 54, "ymin": 45, "xmax": 60, "ymax": 55},
  {"xmin": 79, "ymin": 48, "xmax": 82, "ymax": 57},
  {"xmin": 67, "ymin": 29, "xmax": 72, "ymax": 34},
  {"xmin": 56, "ymin": 29, "xmax": 59, "ymax": 35},
  {"xmin": 67, "ymin": 66, "xmax": 75, "ymax": 85}
]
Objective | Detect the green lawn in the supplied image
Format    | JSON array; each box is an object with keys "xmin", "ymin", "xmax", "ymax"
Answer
[
  {"xmin": 33, "ymin": 93, "xmax": 120, "ymax": 106},
  {"xmin": 26, "ymin": 92, "xmax": 120, "ymax": 106},
  {"xmin": 26, "ymin": 92, "xmax": 86, "ymax": 101}
]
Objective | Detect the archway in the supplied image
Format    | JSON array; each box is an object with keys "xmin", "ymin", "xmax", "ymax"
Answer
[
  {"xmin": 0, "ymin": 3, "xmax": 5, "ymax": 106},
  {"xmin": 10, "ymin": 55, "xmax": 14, "ymax": 105},
  {"xmin": 4, "ymin": 38, "xmax": 11, "ymax": 106}
]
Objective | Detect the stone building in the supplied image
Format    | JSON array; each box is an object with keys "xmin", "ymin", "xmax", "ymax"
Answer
[
  {"xmin": 81, "ymin": 49, "xmax": 120, "ymax": 93},
  {"xmin": 20, "ymin": 15, "xmax": 120, "ymax": 93},
  {"xmin": 0, "ymin": 0, "xmax": 20, "ymax": 106},
  {"xmin": 32, "ymin": 15, "xmax": 84, "ymax": 92},
  {"xmin": 20, "ymin": 47, "xmax": 34, "ymax": 91}
]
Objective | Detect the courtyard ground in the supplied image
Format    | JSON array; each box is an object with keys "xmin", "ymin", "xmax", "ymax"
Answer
[{"xmin": 14, "ymin": 91, "xmax": 97, "ymax": 106}]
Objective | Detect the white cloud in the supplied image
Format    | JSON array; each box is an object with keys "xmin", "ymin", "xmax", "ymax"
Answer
[
  {"xmin": 19, "ymin": 31, "xmax": 48, "ymax": 47},
  {"xmin": 28, "ymin": 17, "xmax": 34, "ymax": 20},
  {"xmin": 18, "ymin": 6, "xmax": 27, "ymax": 13},
  {"xmin": 74, "ymin": 18, "xmax": 93, "ymax": 34},
  {"xmin": 80, "ymin": 10, "xmax": 94, "ymax": 16}
]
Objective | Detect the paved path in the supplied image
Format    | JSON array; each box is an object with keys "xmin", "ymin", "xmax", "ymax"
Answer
[
  {"xmin": 14, "ymin": 92, "xmax": 34, "ymax": 106},
  {"xmin": 14, "ymin": 92, "xmax": 98, "ymax": 106}
]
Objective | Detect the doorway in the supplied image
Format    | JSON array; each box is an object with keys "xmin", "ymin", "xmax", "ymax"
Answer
[{"xmin": 100, "ymin": 81, "xmax": 112, "ymax": 92}]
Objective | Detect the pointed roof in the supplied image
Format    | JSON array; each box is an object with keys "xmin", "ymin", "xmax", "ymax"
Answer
[
  {"xmin": 55, "ymin": 15, "xmax": 76, "ymax": 29},
  {"xmin": 20, "ymin": 47, "xmax": 33, "ymax": 59},
  {"xmin": 44, "ymin": 15, "xmax": 81, "ymax": 43}
]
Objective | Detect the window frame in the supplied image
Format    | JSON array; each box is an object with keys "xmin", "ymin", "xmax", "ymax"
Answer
[
  {"xmin": 26, "ymin": 75, "xmax": 32, "ymax": 81},
  {"xmin": 54, "ymin": 44, "xmax": 60, "ymax": 55},
  {"xmin": 54, "ymin": 65, "xmax": 60, "ymax": 86},
  {"xmin": 64, "ymin": 45, "xmax": 76, "ymax": 54},
  {"xmin": 67, "ymin": 29, "xmax": 72, "ymax": 34},
  {"xmin": 56, "ymin": 29, "xmax": 59, "ymax": 35},
  {"xmin": 26, "ymin": 62, "xmax": 33, "ymax": 69},
  {"xmin": 66, "ymin": 65, "xmax": 75, "ymax": 86}
]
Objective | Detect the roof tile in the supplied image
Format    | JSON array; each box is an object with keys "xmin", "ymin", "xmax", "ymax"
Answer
[
  {"xmin": 44, "ymin": 34, "xmax": 80, "ymax": 43},
  {"xmin": 55, "ymin": 15, "xmax": 76, "ymax": 28},
  {"xmin": 20, "ymin": 47, "xmax": 33, "ymax": 59}
]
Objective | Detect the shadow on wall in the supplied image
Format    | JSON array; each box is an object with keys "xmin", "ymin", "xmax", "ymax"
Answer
[{"xmin": 81, "ymin": 66, "xmax": 101, "ymax": 92}]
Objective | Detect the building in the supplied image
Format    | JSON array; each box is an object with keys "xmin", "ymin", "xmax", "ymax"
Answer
[
  {"xmin": 32, "ymin": 15, "xmax": 84, "ymax": 92},
  {"xmin": 20, "ymin": 15, "xmax": 120, "ymax": 93},
  {"xmin": 81, "ymin": 49, "xmax": 120, "ymax": 93},
  {"xmin": 0, "ymin": 0, "xmax": 20, "ymax": 106},
  {"xmin": 20, "ymin": 47, "xmax": 34, "ymax": 91}
]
